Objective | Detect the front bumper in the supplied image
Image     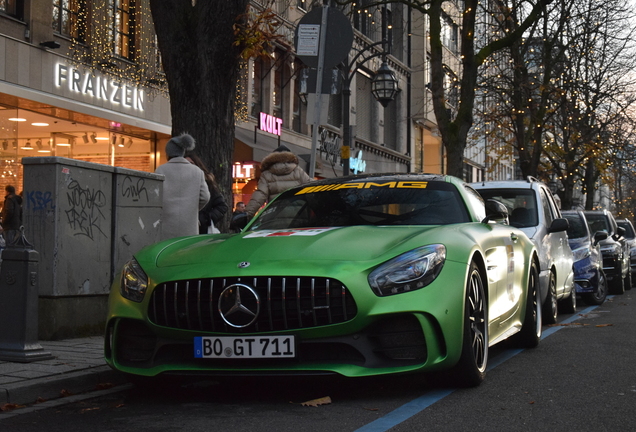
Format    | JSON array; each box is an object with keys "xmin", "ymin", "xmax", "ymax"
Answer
[{"xmin": 105, "ymin": 261, "xmax": 470, "ymax": 378}]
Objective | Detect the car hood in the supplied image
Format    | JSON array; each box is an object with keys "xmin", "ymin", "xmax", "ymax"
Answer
[
  {"xmin": 568, "ymin": 236, "xmax": 590, "ymax": 250},
  {"xmin": 147, "ymin": 225, "xmax": 468, "ymax": 270}
]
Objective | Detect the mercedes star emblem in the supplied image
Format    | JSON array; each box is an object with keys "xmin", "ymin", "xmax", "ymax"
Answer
[{"xmin": 218, "ymin": 284, "xmax": 260, "ymax": 328}]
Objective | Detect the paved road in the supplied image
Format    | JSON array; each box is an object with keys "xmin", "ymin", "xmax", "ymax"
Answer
[{"xmin": 2, "ymin": 292, "xmax": 635, "ymax": 431}]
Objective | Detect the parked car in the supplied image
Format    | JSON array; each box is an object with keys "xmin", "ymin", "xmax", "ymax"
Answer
[
  {"xmin": 472, "ymin": 177, "xmax": 575, "ymax": 324},
  {"xmin": 106, "ymin": 174, "xmax": 541, "ymax": 387},
  {"xmin": 583, "ymin": 210, "xmax": 630, "ymax": 294},
  {"xmin": 562, "ymin": 210, "xmax": 608, "ymax": 305},
  {"xmin": 616, "ymin": 218, "xmax": 636, "ymax": 289}
]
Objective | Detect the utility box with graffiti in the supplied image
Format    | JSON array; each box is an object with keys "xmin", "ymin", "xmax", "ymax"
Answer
[{"xmin": 22, "ymin": 157, "xmax": 163, "ymax": 340}]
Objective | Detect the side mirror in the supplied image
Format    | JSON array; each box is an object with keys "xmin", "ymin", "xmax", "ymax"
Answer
[
  {"xmin": 615, "ymin": 226, "xmax": 626, "ymax": 240},
  {"xmin": 549, "ymin": 217, "xmax": 569, "ymax": 233},
  {"xmin": 482, "ymin": 199, "xmax": 509, "ymax": 224},
  {"xmin": 593, "ymin": 230, "xmax": 608, "ymax": 245}
]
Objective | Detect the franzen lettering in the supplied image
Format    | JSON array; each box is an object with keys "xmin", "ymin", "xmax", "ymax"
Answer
[
  {"xmin": 295, "ymin": 181, "xmax": 430, "ymax": 195},
  {"xmin": 55, "ymin": 63, "xmax": 145, "ymax": 112}
]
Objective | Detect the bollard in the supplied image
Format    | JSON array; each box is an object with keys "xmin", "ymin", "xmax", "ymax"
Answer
[{"xmin": 0, "ymin": 227, "xmax": 53, "ymax": 362}]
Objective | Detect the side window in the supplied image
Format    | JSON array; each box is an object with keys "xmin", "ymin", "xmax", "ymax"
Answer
[
  {"xmin": 539, "ymin": 188, "xmax": 554, "ymax": 226},
  {"xmin": 464, "ymin": 185, "xmax": 486, "ymax": 222}
]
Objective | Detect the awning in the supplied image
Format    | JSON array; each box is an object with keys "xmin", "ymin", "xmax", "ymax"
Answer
[{"xmin": 234, "ymin": 126, "xmax": 311, "ymax": 173}]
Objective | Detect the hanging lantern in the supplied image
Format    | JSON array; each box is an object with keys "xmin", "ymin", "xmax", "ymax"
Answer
[{"xmin": 371, "ymin": 61, "xmax": 399, "ymax": 107}]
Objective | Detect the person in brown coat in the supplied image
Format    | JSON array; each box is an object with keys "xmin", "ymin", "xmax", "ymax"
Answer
[{"xmin": 244, "ymin": 145, "xmax": 313, "ymax": 218}]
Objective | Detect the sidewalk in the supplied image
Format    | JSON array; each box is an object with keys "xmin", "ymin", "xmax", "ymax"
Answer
[{"xmin": 0, "ymin": 336, "xmax": 128, "ymax": 407}]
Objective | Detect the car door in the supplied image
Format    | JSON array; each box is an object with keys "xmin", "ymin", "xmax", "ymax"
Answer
[
  {"xmin": 486, "ymin": 222, "xmax": 527, "ymax": 335},
  {"xmin": 540, "ymin": 187, "xmax": 574, "ymax": 298}
]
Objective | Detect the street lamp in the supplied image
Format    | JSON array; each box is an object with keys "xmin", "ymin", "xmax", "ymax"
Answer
[
  {"xmin": 371, "ymin": 61, "xmax": 399, "ymax": 108},
  {"xmin": 341, "ymin": 42, "xmax": 399, "ymax": 176}
]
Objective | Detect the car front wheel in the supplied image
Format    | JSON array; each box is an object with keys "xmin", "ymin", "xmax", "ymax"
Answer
[
  {"xmin": 609, "ymin": 266, "xmax": 625, "ymax": 295},
  {"xmin": 558, "ymin": 284, "xmax": 576, "ymax": 314},
  {"xmin": 453, "ymin": 262, "xmax": 488, "ymax": 387},
  {"xmin": 542, "ymin": 271, "xmax": 558, "ymax": 325},
  {"xmin": 582, "ymin": 271, "xmax": 607, "ymax": 306},
  {"xmin": 513, "ymin": 260, "xmax": 541, "ymax": 348}
]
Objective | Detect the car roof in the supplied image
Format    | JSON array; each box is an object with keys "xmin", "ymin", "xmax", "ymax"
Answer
[{"xmin": 470, "ymin": 176, "xmax": 549, "ymax": 190}]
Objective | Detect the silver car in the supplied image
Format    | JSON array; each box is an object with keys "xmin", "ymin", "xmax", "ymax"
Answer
[
  {"xmin": 472, "ymin": 177, "xmax": 575, "ymax": 324},
  {"xmin": 616, "ymin": 218, "xmax": 636, "ymax": 289}
]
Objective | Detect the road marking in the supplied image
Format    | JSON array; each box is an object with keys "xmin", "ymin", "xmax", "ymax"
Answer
[{"xmin": 354, "ymin": 304, "xmax": 601, "ymax": 432}]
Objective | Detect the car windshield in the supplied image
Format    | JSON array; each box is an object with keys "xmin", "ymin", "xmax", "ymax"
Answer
[
  {"xmin": 563, "ymin": 214, "xmax": 588, "ymax": 239},
  {"xmin": 617, "ymin": 221, "xmax": 636, "ymax": 239},
  {"xmin": 585, "ymin": 214, "xmax": 610, "ymax": 234},
  {"xmin": 249, "ymin": 180, "xmax": 471, "ymax": 231},
  {"xmin": 475, "ymin": 188, "xmax": 538, "ymax": 228}
]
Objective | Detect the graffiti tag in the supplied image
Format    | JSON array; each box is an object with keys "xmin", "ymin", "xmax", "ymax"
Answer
[
  {"xmin": 65, "ymin": 180, "xmax": 107, "ymax": 240},
  {"xmin": 121, "ymin": 176, "xmax": 149, "ymax": 202}
]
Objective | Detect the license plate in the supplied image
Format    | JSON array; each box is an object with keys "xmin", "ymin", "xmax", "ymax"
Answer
[{"xmin": 194, "ymin": 336, "xmax": 295, "ymax": 359}]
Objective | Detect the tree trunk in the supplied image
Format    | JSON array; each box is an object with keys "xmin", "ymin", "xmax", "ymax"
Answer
[{"xmin": 149, "ymin": 1, "xmax": 249, "ymax": 230}]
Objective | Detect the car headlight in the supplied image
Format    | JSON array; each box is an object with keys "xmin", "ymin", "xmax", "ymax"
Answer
[
  {"xmin": 571, "ymin": 245, "xmax": 591, "ymax": 262},
  {"xmin": 368, "ymin": 244, "xmax": 446, "ymax": 296},
  {"xmin": 120, "ymin": 258, "xmax": 148, "ymax": 302}
]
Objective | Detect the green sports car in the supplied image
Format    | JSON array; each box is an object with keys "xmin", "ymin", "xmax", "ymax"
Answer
[{"xmin": 105, "ymin": 174, "xmax": 541, "ymax": 387}]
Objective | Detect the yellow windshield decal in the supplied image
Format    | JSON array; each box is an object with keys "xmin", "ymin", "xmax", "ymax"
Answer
[{"xmin": 295, "ymin": 181, "xmax": 428, "ymax": 195}]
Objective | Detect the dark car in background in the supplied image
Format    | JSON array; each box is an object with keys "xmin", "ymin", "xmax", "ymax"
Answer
[
  {"xmin": 616, "ymin": 218, "xmax": 636, "ymax": 289},
  {"xmin": 584, "ymin": 210, "xmax": 630, "ymax": 294},
  {"xmin": 562, "ymin": 210, "xmax": 608, "ymax": 305}
]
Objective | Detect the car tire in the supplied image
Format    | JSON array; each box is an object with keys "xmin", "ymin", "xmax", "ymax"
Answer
[
  {"xmin": 558, "ymin": 284, "xmax": 576, "ymax": 314},
  {"xmin": 452, "ymin": 262, "xmax": 488, "ymax": 387},
  {"xmin": 582, "ymin": 271, "xmax": 608, "ymax": 306},
  {"xmin": 512, "ymin": 260, "xmax": 541, "ymax": 348},
  {"xmin": 609, "ymin": 267, "xmax": 625, "ymax": 295},
  {"xmin": 542, "ymin": 271, "xmax": 558, "ymax": 325}
]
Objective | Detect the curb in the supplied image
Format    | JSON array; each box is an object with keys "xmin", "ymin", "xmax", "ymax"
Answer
[{"xmin": 0, "ymin": 365, "xmax": 128, "ymax": 406}]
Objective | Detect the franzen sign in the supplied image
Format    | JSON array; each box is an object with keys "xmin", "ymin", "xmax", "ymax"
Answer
[{"xmin": 55, "ymin": 63, "xmax": 145, "ymax": 112}]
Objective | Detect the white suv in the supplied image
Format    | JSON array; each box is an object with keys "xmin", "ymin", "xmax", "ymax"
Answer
[{"xmin": 472, "ymin": 177, "xmax": 575, "ymax": 324}]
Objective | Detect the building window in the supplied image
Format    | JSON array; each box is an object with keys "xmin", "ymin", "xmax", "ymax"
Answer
[
  {"xmin": 0, "ymin": 0, "xmax": 23, "ymax": 19},
  {"xmin": 53, "ymin": 0, "xmax": 87, "ymax": 43},
  {"xmin": 250, "ymin": 59, "xmax": 263, "ymax": 117},
  {"xmin": 108, "ymin": 0, "xmax": 135, "ymax": 60},
  {"xmin": 441, "ymin": 13, "xmax": 458, "ymax": 53}
]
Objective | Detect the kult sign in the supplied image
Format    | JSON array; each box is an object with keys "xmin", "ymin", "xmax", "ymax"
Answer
[{"xmin": 259, "ymin": 112, "xmax": 283, "ymax": 136}]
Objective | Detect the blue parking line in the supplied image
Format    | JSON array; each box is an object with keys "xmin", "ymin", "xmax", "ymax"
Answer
[{"xmin": 354, "ymin": 303, "xmax": 602, "ymax": 432}]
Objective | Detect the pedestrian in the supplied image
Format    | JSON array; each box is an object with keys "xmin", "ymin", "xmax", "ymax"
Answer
[
  {"xmin": 0, "ymin": 184, "xmax": 23, "ymax": 246},
  {"xmin": 185, "ymin": 151, "xmax": 229, "ymax": 234},
  {"xmin": 155, "ymin": 133, "xmax": 210, "ymax": 240},
  {"xmin": 230, "ymin": 201, "xmax": 247, "ymax": 233},
  {"xmin": 244, "ymin": 145, "xmax": 313, "ymax": 219}
]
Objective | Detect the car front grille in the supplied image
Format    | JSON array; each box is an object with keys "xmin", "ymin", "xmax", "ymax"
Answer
[{"xmin": 148, "ymin": 276, "xmax": 358, "ymax": 333}]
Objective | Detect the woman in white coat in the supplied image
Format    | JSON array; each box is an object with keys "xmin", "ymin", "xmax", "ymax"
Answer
[{"xmin": 155, "ymin": 133, "xmax": 210, "ymax": 240}]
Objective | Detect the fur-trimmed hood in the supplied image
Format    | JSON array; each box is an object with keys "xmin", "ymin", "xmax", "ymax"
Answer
[{"xmin": 260, "ymin": 150, "xmax": 299, "ymax": 173}]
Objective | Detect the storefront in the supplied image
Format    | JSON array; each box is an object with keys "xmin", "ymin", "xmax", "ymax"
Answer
[{"xmin": 0, "ymin": 53, "xmax": 173, "ymax": 195}]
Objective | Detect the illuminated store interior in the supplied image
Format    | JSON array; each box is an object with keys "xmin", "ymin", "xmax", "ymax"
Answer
[{"xmin": 0, "ymin": 94, "xmax": 168, "ymax": 193}]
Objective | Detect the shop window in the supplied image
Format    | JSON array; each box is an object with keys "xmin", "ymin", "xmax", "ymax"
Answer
[
  {"xmin": 108, "ymin": 0, "xmax": 136, "ymax": 61},
  {"xmin": 53, "ymin": 0, "xmax": 88, "ymax": 43},
  {"xmin": 0, "ymin": 0, "xmax": 22, "ymax": 19}
]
